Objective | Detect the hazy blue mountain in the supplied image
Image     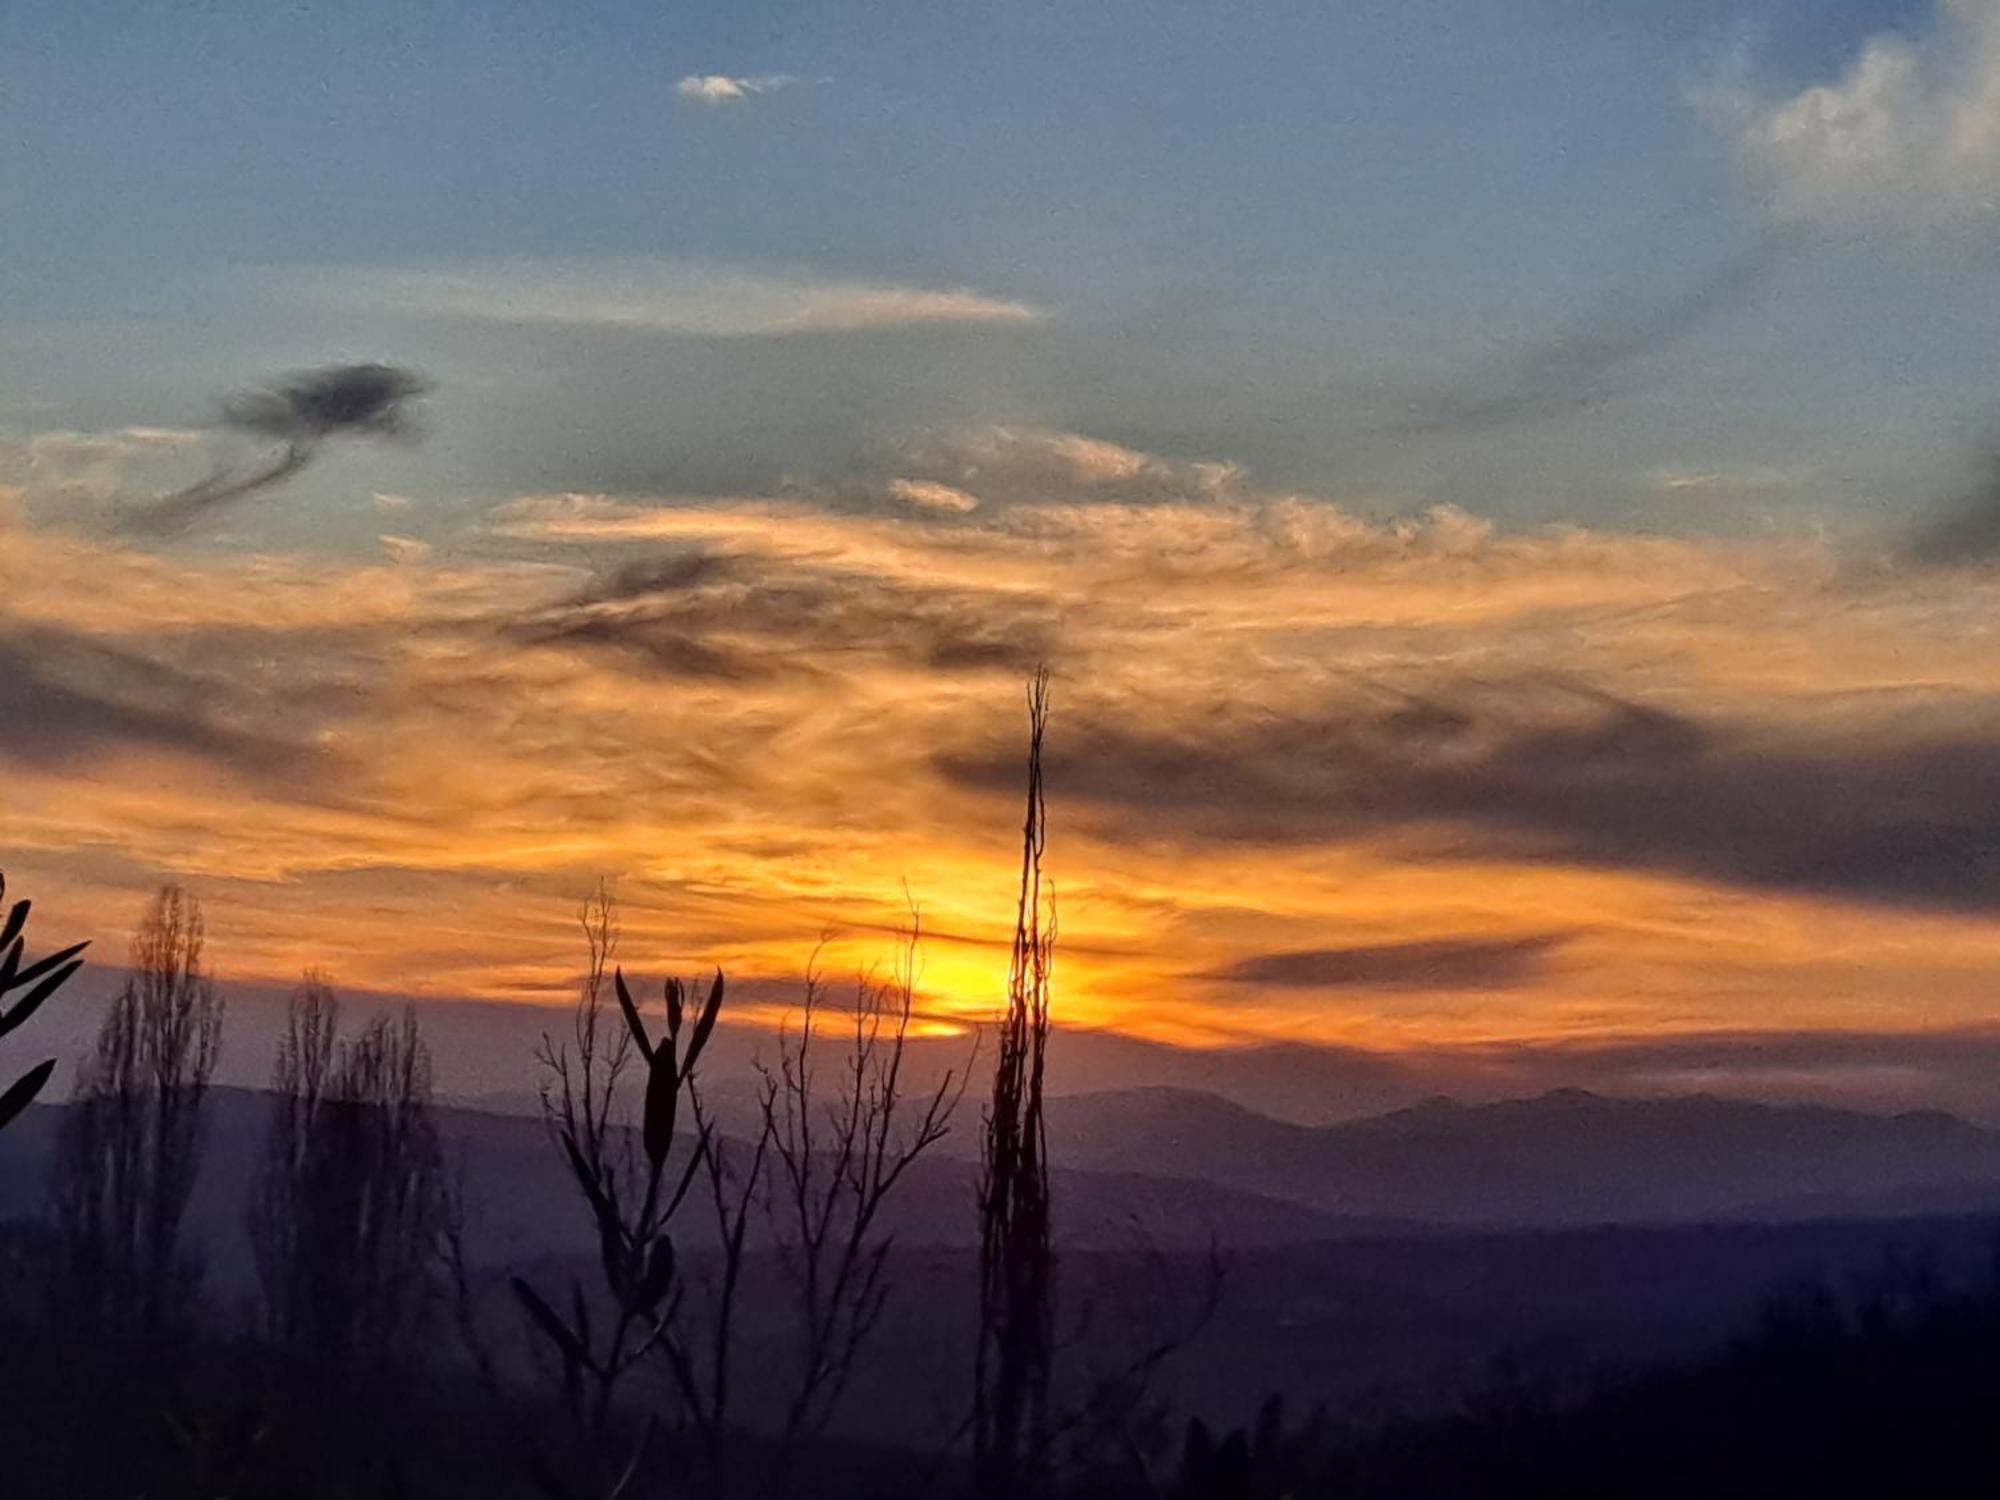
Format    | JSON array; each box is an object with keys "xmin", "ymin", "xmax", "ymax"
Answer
[{"xmin": 1040, "ymin": 1085, "xmax": 2000, "ymax": 1226}]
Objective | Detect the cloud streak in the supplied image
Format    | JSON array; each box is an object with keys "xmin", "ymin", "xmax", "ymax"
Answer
[
  {"xmin": 1202, "ymin": 934, "xmax": 1570, "ymax": 991},
  {"xmin": 1370, "ymin": 236, "xmax": 1793, "ymax": 440},
  {"xmin": 939, "ymin": 681, "xmax": 2000, "ymax": 913},
  {"xmin": 320, "ymin": 263, "xmax": 1046, "ymax": 337}
]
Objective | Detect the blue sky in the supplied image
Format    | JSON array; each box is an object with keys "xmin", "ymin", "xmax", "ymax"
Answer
[{"xmin": 8, "ymin": 0, "xmax": 1998, "ymax": 547}]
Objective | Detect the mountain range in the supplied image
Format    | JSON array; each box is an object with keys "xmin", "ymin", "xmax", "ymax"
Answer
[{"xmin": 9, "ymin": 1084, "xmax": 2000, "ymax": 1259}]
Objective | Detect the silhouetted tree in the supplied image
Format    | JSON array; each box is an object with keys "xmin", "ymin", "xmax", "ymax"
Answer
[
  {"xmin": 0, "ymin": 872, "xmax": 88, "ymax": 1138},
  {"xmin": 755, "ymin": 912, "xmax": 968, "ymax": 1487},
  {"xmin": 975, "ymin": 669, "xmax": 1058, "ymax": 1499},
  {"xmin": 51, "ymin": 883, "xmax": 222, "ymax": 1345},
  {"xmin": 249, "ymin": 974, "xmax": 447, "ymax": 1396}
]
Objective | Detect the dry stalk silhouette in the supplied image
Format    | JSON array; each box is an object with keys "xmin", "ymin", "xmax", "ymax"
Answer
[
  {"xmin": 755, "ymin": 909, "xmax": 970, "ymax": 1488},
  {"xmin": 975, "ymin": 667, "xmax": 1058, "ymax": 1499}
]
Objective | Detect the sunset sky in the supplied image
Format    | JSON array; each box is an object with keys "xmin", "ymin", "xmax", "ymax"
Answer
[{"xmin": 8, "ymin": 0, "xmax": 2000, "ymax": 1112}]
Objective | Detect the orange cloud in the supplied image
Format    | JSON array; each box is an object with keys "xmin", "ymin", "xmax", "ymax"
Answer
[{"xmin": 5, "ymin": 450, "xmax": 1999, "ymax": 1076}]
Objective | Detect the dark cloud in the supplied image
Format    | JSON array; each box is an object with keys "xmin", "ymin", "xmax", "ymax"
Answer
[
  {"xmin": 516, "ymin": 615, "xmax": 767, "ymax": 682},
  {"xmin": 1202, "ymin": 933, "xmax": 1569, "ymax": 991},
  {"xmin": 938, "ymin": 682, "xmax": 2000, "ymax": 911},
  {"xmin": 1368, "ymin": 235, "xmax": 1792, "ymax": 441},
  {"xmin": 507, "ymin": 547, "xmax": 1056, "ymax": 680},
  {"xmin": 123, "ymin": 364, "xmax": 429, "ymax": 533},
  {"xmin": 221, "ymin": 364, "xmax": 427, "ymax": 445},
  {"xmin": 0, "ymin": 625, "xmax": 312, "ymax": 776},
  {"xmin": 1908, "ymin": 451, "xmax": 2000, "ymax": 564},
  {"xmin": 566, "ymin": 553, "xmax": 737, "ymax": 605}
]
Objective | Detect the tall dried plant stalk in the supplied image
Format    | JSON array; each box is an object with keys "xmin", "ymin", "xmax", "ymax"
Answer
[{"xmin": 975, "ymin": 668, "xmax": 1057, "ymax": 1499}]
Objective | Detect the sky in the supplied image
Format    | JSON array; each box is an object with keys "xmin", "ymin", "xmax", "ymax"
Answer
[{"xmin": 8, "ymin": 0, "xmax": 2000, "ymax": 1115}]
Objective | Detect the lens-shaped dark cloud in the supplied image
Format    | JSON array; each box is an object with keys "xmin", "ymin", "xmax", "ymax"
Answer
[
  {"xmin": 1202, "ymin": 933, "xmax": 1571, "ymax": 991},
  {"xmin": 122, "ymin": 364, "xmax": 430, "ymax": 534},
  {"xmin": 938, "ymin": 682, "xmax": 2000, "ymax": 912}
]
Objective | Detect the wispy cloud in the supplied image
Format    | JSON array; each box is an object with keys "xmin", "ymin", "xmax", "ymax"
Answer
[
  {"xmin": 1649, "ymin": 466, "xmax": 1810, "ymax": 498},
  {"xmin": 674, "ymin": 73, "xmax": 796, "ymax": 105},
  {"xmin": 1, "ymin": 427, "xmax": 214, "ymax": 515},
  {"xmin": 315, "ymin": 262, "xmax": 1046, "ymax": 337},
  {"xmin": 1727, "ymin": 0, "xmax": 2000, "ymax": 232},
  {"xmin": 888, "ymin": 477, "xmax": 981, "ymax": 514},
  {"xmin": 1365, "ymin": 237, "xmax": 1792, "ymax": 440},
  {"xmin": 888, "ymin": 425, "xmax": 1237, "ymax": 508}
]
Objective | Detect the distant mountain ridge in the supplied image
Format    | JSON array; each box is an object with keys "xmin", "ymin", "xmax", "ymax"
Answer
[
  {"xmin": 1041, "ymin": 1084, "xmax": 2000, "ymax": 1226},
  {"xmin": 8, "ymin": 1085, "xmax": 2000, "ymax": 1259},
  {"xmin": 0, "ymin": 1089, "xmax": 1412, "ymax": 1273}
]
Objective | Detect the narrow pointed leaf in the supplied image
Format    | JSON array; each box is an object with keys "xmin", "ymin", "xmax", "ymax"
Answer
[
  {"xmin": 684, "ymin": 969, "xmax": 725, "ymax": 1070},
  {"xmin": 665, "ymin": 1122, "xmax": 712, "ymax": 1218},
  {"xmin": 612, "ymin": 968, "xmax": 654, "ymax": 1062},
  {"xmin": 642, "ymin": 1045, "xmax": 679, "ymax": 1168},
  {"xmin": 0, "ymin": 958, "xmax": 84, "ymax": 1040},
  {"xmin": 665, "ymin": 976, "xmax": 684, "ymax": 1039},
  {"xmin": 636, "ymin": 1235, "xmax": 677, "ymax": 1310},
  {"xmin": 0, "ymin": 899, "xmax": 27, "ymax": 956},
  {"xmin": 2, "ymin": 940, "xmax": 88, "ymax": 997},
  {"xmin": 511, "ymin": 1277, "xmax": 593, "ymax": 1373},
  {"xmin": 0, "ymin": 1059, "xmax": 55, "ymax": 1134}
]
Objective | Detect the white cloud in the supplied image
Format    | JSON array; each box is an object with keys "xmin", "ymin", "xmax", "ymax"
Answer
[
  {"xmin": 1733, "ymin": 0, "xmax": 2000, "ymax": 231},
  {"xmin": 888, "ymin": 477, "xmax": 981, "ymax": 514},
  {"xmin": 674, "ymin": 73, "xmax": 796, "ymax": 105},
  {"xmin": 1651, "ymin": 466, "xmax": 1810, "ymax": 497},
  {"xmin": 896, "ymin": 425, "xmax": 1244, "ymax": 507},
  {"xmin": 316, "ymin": 263, "xmax": 1046, "ymax": 336},
  {"xmin": 377, "ymin": 533, "xmax": 432, "ymax": 564},
  {"xmin": 0, "ymin": 426, "xmax": 214, "ymax": 513}
]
